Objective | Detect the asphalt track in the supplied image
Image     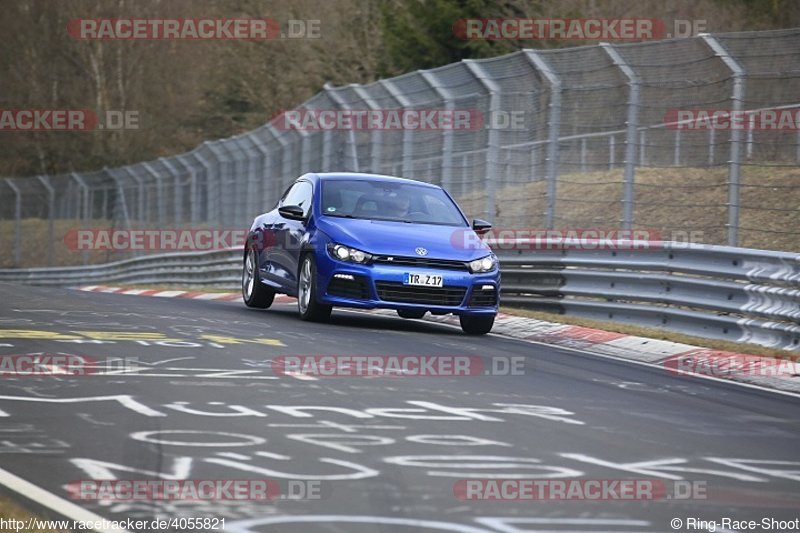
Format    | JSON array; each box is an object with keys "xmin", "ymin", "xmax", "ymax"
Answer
[{"xmin": 0, "ymin": 282, "xmax": 799, "ymax": 532}]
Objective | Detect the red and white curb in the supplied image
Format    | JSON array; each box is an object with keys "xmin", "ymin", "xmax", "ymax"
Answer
[
  {"xmin": 75, "ymin": 285, "xmax": 293, "ymax": 303},
  {"xmin": 75, "ymin": 285, "xmax": 799, "ymax": 394}
]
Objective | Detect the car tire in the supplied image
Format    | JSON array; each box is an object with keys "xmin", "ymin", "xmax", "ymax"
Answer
[
  {"xmin": 297, "ymin": 254, "xmax": 332, "ymax": 322},
  {"xmin": 397, "ymin": 309, "xmax": 426, "ymax": 319},
  {"xmin": 242, "ymin": 249, "xmax": 275, "ymax": 309},
  {"xmin": 459, "ymin": 314, "xmax": 495, "ymax": 335}
]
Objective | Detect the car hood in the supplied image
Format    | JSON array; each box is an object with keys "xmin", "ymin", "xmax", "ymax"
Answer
[{"xmin": 316, "ymin": 217, "xmax": 491, "ymax": 261}]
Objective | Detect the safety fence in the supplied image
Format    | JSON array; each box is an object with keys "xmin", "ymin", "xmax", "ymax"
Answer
[{"xmin": 1, "ymin": 28, "xmax": 800, "ymax": 268}]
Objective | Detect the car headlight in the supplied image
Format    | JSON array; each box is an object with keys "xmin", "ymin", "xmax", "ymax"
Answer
[
  {"xmin": 328, "ymin": 243, "xmax": 372, "ymax": 264},
  {"xmin": 468, "ymin": 254, "xmax": 497, "ymax": 273}
]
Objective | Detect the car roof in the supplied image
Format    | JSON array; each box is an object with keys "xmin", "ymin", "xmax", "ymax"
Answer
[{"xmin": 303, "ymin": 172, "xmax": 441, "ymax": 189}]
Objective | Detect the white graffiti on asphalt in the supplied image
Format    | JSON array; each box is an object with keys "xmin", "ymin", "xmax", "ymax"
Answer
[{"xmin": 0, "ymin": 395, "xmax": 585, "ymax": 424}]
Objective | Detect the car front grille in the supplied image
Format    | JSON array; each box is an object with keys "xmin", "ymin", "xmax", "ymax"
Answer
[
  {"xmin": 372, "ymin": 255, "xmax": 468, "ymax": 271},
  {"xmin": 327, "ymin": 275, "xmax": 370, "ymax": 299},
  {"xmin": 469, "ymin": 287, "xmax": 498, "ymax": 307},
  {"xmin": 375, "ymin": 281, "xmax": 466, "ymax": 306}
]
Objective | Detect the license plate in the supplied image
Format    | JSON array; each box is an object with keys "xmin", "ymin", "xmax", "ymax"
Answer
[{"xmin": 403, "ymin": 272, "xmax": 443, "ymax": 287}]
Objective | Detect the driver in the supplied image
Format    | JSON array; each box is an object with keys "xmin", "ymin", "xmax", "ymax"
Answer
[{"xmin": 386, "ymin": 194, "xmax": 411, "ymax": 218}]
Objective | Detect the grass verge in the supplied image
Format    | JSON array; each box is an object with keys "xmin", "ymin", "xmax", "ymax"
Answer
[
  {"xmin": 457, "ymin": 165, "xmax": 800, "ymax": 252},
  {"xmin": 0, "ymin": 497, "xmax": 68, "ymax": 533}
]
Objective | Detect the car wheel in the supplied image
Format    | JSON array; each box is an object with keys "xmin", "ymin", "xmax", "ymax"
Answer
[
  {"xmin": 397, "ymin": 309, "xmax": 426, "ymax": 319},
  {"xmin": 297, "ymin": 254, "xmax": 332, "ymax": 322},
  {"xmin": 459, "ymin": 314, "xmax": 495, "ymax": 335},
  {"xmin": 242, "ymin": 249, "xmax": 275, "ymax": 309}
]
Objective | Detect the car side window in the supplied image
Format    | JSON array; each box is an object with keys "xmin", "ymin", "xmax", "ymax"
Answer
[
  {"xmin": 281, "ymin": 181, "xmax": 314, "ymax": 217},
  {"xmin": 277, "ymin": 184, "xmax": 295, "ymax": 206}
]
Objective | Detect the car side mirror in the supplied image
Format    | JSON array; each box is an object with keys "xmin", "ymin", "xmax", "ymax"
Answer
[
  {"xmin": 472, "ymin": 218, "xmax": 492, "ymax": 235},
  {"xmin": 278, "ymin": 205, "xmax": 306, "ymax": 221}
]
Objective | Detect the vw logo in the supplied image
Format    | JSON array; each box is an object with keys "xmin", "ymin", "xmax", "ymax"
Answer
[{"xmin": 415, "ymin": 247, "xmax": 428, "ymax": 256}]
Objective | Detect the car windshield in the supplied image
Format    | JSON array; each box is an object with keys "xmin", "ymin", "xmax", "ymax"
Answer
[{"xmin": 321, "ymin": 179, "xmax": 468, "ymax": 226}]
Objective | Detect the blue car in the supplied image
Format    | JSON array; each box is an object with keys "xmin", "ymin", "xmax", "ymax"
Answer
[{"xmin": 242, "ymin": 172, "xmax": 499, "ymax": 334}]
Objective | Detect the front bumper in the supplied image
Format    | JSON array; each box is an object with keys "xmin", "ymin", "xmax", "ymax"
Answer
[{"xmin": 314, "ymin": 249, "xmax": 499, "ymax": 316}]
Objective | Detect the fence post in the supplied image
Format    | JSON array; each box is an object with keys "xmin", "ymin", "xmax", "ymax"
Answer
[
  {"xmin": 265, "ymin": 124, "xmax": 286, "ymax": 198},
  {"xmin": 601, "ymin": 43, "xmax": 640, "ymax": 232},
  {"xmin": 700, "ymin": 33, "xmax": 746, "ymax": 247},
  {"xmin": 160, "ymin": 157, "xmax": 183, "ymax": 225},
  {"xmin": 231, "ymin": 135, "xmax": 258, "ymax": 221},
  {"xmin": 4, "ymin": 179, "xmax": 21, "ymax": 267},
  {"xmin": 304, "ymin": 97, "xmax": 334, "ymax": 172},
  {"xmin": 191, "ymin": 150, "xmax": 216, "ymax": 226},
  {"xmin": 206, "ymin": 142, "xmax": 232, "ymax": 226},
  {"xmin": 708, "ymin": 128, "xmax": 716, "ymax": 165},
  {"xmin": 236, "ymin": 137, "xmax": 255, "ymax": 222},
  {"xmin": 323, "ymin": 85, "xmax": 361, "ymax": 172},
  {"xmin": 69, "ymin": 172, "xmax": 91, "ymax": 265},
  {"xmin": 247, "ymin": 132, "xmax": 273, "ymax": 209},
  {"xmin": 101, "ymin": 185, "xmax": 108, "ymax": 220},
  {"xmin": 580, "ymin": 138, "xmax": 587, "ymax": 172},
  {"xmin": 105, "ymin": 169, "xmax": 132, "ymax": 231},
  {"xmin": 267, "ymin": 123, "xmax": 291, "ymax": 189},
  {"xmin": 352, "ymin": 85, "xmax": 384, "ymax": 173},
  {"xmin": 746, "ymin": 113, "xmax": 755, "ymax": 159},
  {"xmin": 524, "ymin": 51, "xmax": 562, "ymax": 230},
  {"xmin": 141, "ymin": 162, "xmax": 165, "ymax": 226},
  {"xmin": 121, "ymin": 167, "xmax": 146, "ymax": 224},
  {"xmin": 420, "ymin": 70, "xmax": 454, "ymax": 189},
  {"xmin": 227, "ymin": 137, "xmax": 253, "ymax": 224},
  {"xmin": 609, "ymin": 136, "xmax": 616, "ymax": 169},
  {"xmin": 294, "ymin": 125, "xmax": 313, "ymax": 173},
  {"xmin": 639, "ymin": 130, "xmax": 646, "ymax": 166},
  {"xmin": 464, "ymin": 59, "xmax": 501, "ymax": 224},
  {"xmin": 36, "ymin": 176, "xmax": 55, "ymax": 267},
  {"xmin": 321, "ymin": 129, "xmax": 335, "ymax": 171},
  {"xmin": 266, "ymin": 124, "xmax": 293, "ymax": 194},
  {"xmin": 175, "ymin": 155, "xmax": 199, "ymax": 223},
  {"xmin": 796, "ymin": 128, "xmax": 800, "ymax": 163},
  {"xmin": 380, "ymin": 79, "xmax": 414, "ymax": 178}
]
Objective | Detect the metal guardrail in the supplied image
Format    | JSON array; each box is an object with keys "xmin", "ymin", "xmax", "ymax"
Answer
[
  {"xmin": 0, "ymin": 249, "xmax": 241, "ymax": 287},
  {"xmin": 1, "ymin": 241, "xmax": 798, "ymax": 351},
  {"xmin": 496, "ymin": 240, "xmax": 800, "ymax": 351}
]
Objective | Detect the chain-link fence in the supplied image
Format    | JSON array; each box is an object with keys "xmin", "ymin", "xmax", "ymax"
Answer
[{"xmin": 2, "ymin": 28, "xmax": 799, "ymax": 267}]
